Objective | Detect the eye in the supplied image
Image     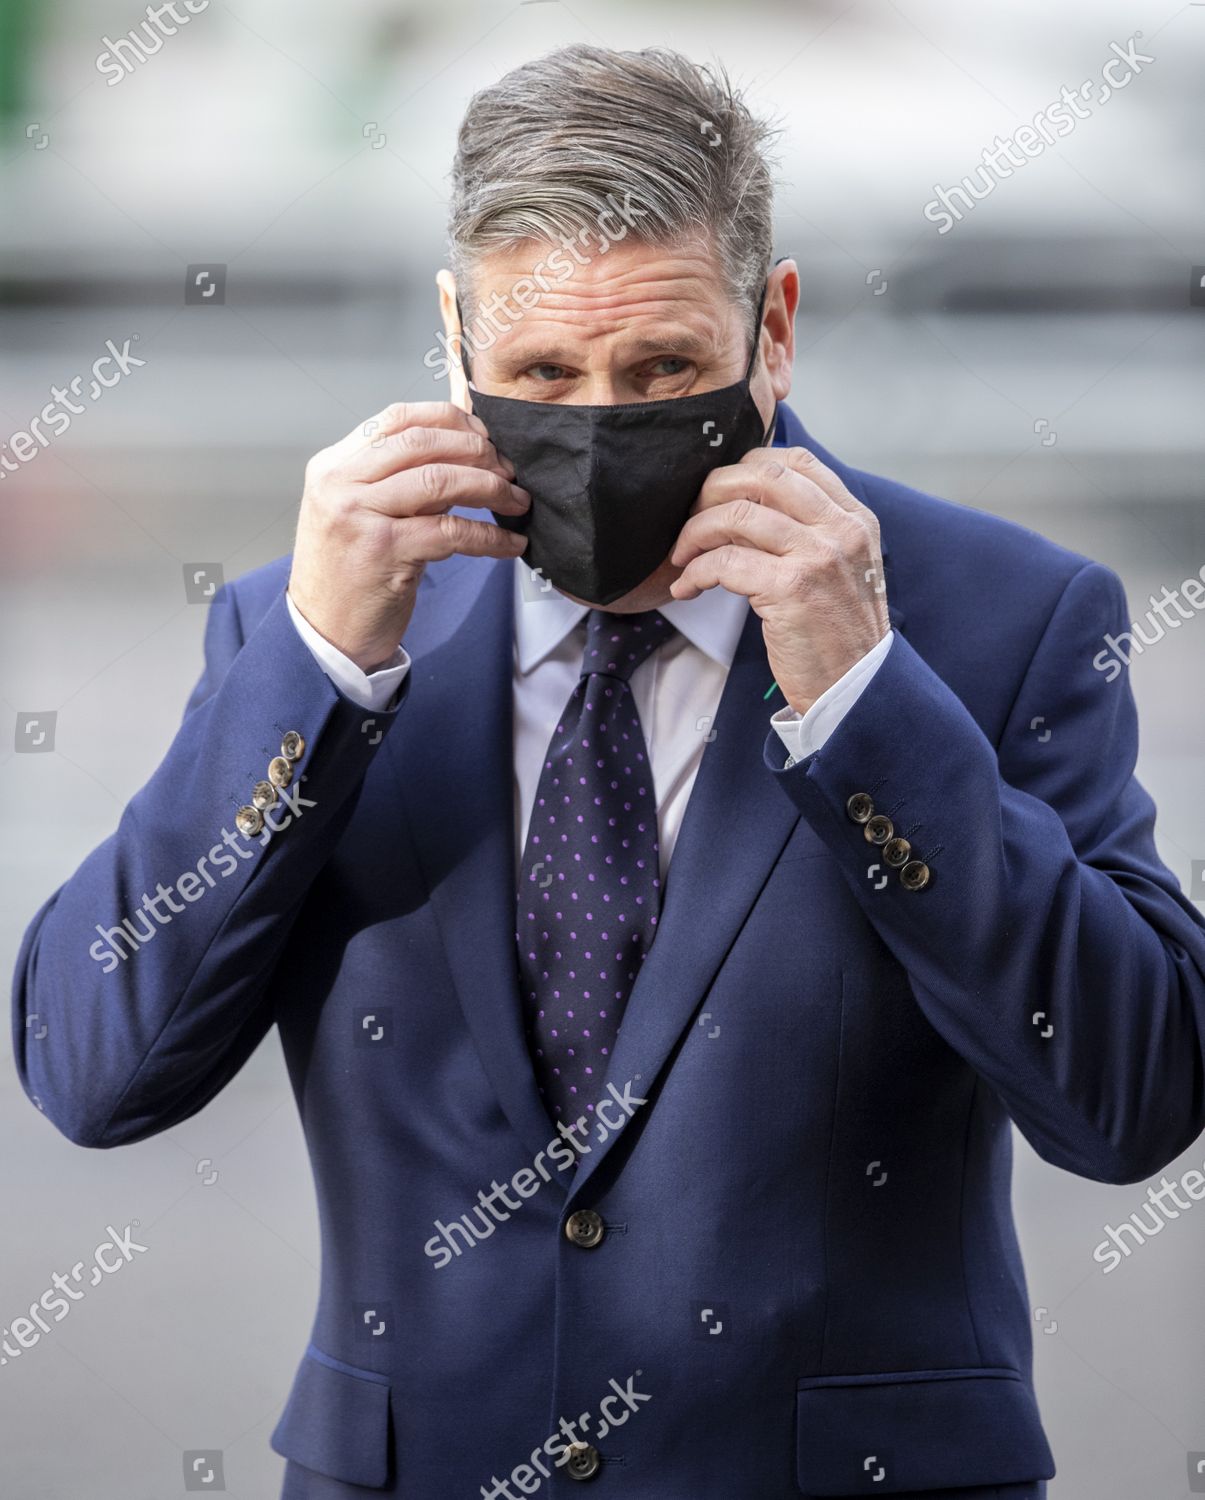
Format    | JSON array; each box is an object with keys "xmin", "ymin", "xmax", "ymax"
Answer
[
  {"xmin": 647, "ymin": 357, "xmax": 690, "ymax": 377},
  {"xmin": 527, "ymin": 364, "xmax": 570, "ymax": 382}
]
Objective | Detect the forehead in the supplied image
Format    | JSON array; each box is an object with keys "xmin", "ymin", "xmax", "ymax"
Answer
[{"xmin": 465, "ymin": 238, "xmax": 739, "ymax": 349}]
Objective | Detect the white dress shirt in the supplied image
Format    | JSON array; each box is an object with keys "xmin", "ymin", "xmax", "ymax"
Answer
[{"xmin": 286, "ymin": 567, "xmax": 893, "ymax": 883}]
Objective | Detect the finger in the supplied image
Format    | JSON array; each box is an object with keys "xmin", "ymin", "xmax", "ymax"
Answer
[
  {"xmin": 345, "ymin": 424, "xmax": 516, "ymax": 485},
  {"xmin": 694, "ymin": 452, "xmax": 838, "ymax": 528},
  {"xmin": 400, "ymin": 512, "xmax": 528, "ymax": 563},
  {"xmin": 772, "ymin": 446, "xmax": 868, "ymax": 518},
  {"xmin": 670, "ymin": 497, "xmax": 801, "ymax": 570},
  {"xmin": 669, "ymin": 541, "xmax": 782, "ymax": 602},
  {"xmin": 363, "ymin": 462, "xmax": 531, "ymax": 519},
  {"xmin": 333, "ymin": 401, "xmax": 487, "ymax": 462}
]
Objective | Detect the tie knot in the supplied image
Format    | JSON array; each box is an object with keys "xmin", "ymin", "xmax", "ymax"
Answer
[{"xmin": 581, "ymin": 608, "xmax": 673, "ymax": 683}]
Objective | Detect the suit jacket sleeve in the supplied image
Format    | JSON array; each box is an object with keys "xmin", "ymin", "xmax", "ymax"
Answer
[
  {"xmin": 11, "ymin": 581, "xmax": 408, "ymax": 1149},
  {"xmin": 763, "ymin": 560, "xmax": 1205, "ymax": 1184}
]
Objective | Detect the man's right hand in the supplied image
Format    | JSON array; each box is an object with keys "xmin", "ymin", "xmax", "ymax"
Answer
[{"xmin": 288, "ymin": 401, "xmax": 530, "ymax": 671}]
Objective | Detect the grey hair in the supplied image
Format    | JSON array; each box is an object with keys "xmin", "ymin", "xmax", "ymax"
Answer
[{"xmin": 447, "ymin": 44, "xmax": 781, "ymax": 349}]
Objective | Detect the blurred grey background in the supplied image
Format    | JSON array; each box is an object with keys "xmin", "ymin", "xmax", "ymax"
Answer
[{"xmin": 1, "ymin": 0, "xmax": 1202, "ymax": 1495}]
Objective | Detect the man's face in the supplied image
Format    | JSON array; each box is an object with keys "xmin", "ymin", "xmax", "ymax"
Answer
[{"xmin": 440, "ymin": 239, "xmax": 796, "ymax": 610}]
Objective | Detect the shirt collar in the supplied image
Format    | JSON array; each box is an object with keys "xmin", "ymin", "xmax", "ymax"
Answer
[
  {"xmin": 513, "ymin": 561, "xmax": 749, "ymax": 674},
  {"xmin": 513, "ymin": 402, "xmax": 784, "ymax": 675}
]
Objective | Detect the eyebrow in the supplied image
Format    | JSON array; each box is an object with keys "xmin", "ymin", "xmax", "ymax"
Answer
[{"xmin": 495, "ymin": 328, "xmax": 718, "ymax": 372}]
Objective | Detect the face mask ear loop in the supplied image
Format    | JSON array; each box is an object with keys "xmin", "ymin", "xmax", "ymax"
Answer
[
  {"xmin": 744, "ymin": 280, "xmax": 769, "ymax": 385},
  {"xmin": 453, "ymin": 294, "xmax": 474, "ymax": 386},
  {"xmin": 746, "ymin": 279, "xmax": 776, "ymax": 445}
]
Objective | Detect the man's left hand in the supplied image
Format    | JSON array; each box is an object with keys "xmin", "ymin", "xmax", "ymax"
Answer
[{"xmin": 667, "ymin": 447, "xmax": 889, "ymax": 715}]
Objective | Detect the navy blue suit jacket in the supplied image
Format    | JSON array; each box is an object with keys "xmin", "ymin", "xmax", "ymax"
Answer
[{"xmin": 14, "ymin": 402, "xmax": 1205, "ymax": 1498}]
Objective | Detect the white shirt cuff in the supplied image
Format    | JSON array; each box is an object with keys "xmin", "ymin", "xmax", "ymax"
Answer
[
  {"xmin": 769, "ymin": 630, "xmax": 894, "ymax": 767},
  {"xmin": 286, "ymin": 592, "xmax": 411, "ymax": 712}
]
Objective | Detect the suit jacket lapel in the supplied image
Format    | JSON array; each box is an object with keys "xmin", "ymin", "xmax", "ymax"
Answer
[
  {"xmin": 388, "ymin": 555, "xmax": 559, "ymax": 1165},
  {"xmin": 564, "ymin": 591, "xmax": 804, "ymax": 1200},
  {"xmin": 390, "ymin": 403, "xmax": 904, "ymax": 1196},
  {"xmin": 568, "ymin": 404, "xmax": 904, "ymax": 1202}
]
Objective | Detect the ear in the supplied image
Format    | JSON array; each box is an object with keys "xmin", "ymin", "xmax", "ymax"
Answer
[
  {"xmin": 761, "ymin": 258, "xmax": 798, "ymax": 404},
  {"xmin": 436, "ymin": 268, "xmax": 471, "ymax": 413}
]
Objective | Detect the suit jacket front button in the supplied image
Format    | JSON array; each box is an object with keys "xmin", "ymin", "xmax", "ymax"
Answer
[
  {"xmin": 565, "ymin": 1443, "xmax": 602, "ymax": 1481},
  {"xmin": 564, "ymin": 1209, "xmax": 605, "ymax": 1248},
  {"xmin": 846, "ymin": 792, "xmax": 874, "ymax": 823}
]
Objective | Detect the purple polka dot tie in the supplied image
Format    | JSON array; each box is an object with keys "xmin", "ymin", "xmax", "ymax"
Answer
[{"xmin": 516, "ymin": 608, "xmax": 674, "ymax": 1124}]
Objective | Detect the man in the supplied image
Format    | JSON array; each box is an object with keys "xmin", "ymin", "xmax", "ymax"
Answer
[{"xmin": 12, "ymin": 42, "xmax": 1205, "ymax": 1500}]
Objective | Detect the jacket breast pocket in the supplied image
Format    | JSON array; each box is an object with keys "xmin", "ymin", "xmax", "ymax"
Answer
[
  {"xmin": 774, "ymin": 816, "xmax": 830, "ymax": 866},
  {"xmin": 795, "ymin": 1367, "xmax": 1055, "ymax": 1496},
  {"xmin": 270, "ymin": 1342, "xmax": 392, "ymax": 1488}
]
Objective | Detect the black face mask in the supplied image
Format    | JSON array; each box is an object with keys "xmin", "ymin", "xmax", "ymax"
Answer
[{"xmin": 460, "ymin": 284, "xmax": 773, "ymax": 606}]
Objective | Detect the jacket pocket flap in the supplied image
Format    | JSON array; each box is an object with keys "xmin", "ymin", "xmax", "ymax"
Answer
[
  {"xmin": 270, "ymin": 1342, "xmax": 391, "ymax": 1488},
  {"xmin": 796, "ymin": 1367, "xmax": 1055, "ymax": 1495}
]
